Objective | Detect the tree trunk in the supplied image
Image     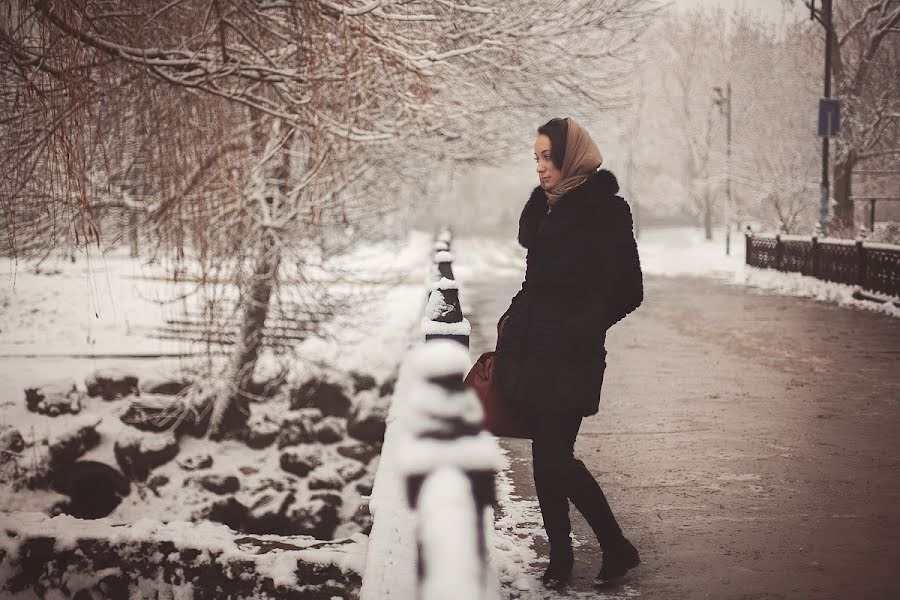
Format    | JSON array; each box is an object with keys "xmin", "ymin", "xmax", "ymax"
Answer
[
  {"xmin": 128, "ymin": 209, "xmax": 139, "ymax": 258},
  {"xmin": 209, "ymin": 120, "xmax": 291, "ymax": 438},
  {"xmin": 703, "ymin": 194, "xmax": 713, "ymax": 241},
  {"xmin": 831, "ymin": 153, "xmax": 856, "ymax": 235},
  {"xmin": 209, "ymin": 230, "xmax": 281, "ymax": 438}
]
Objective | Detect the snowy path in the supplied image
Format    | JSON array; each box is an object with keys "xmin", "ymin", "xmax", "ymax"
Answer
[{"xmin": 463, "ymin": 262, "xmax": 900, "ymax": 599}]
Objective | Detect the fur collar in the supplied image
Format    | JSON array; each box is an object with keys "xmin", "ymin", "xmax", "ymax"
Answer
[{"xmin": 518, "ymin": 169, "xmax": 620, "ymax": 248}]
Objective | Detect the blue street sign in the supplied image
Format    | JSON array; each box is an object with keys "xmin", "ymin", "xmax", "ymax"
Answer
[{"xmin": 818, "ymin": 99, "xmax": 841, "ymax": 137}]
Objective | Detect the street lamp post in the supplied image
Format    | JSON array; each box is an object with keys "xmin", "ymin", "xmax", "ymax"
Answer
[
  {"xmin": 810, "ymin": 0, "xmax": 834, "ymax": 235},
  {"xmin": 713, "ymin": 82, "xmax": 732, "ymax": 255}
]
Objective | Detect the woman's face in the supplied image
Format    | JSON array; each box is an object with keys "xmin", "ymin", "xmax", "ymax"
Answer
[{"xmin": 534, "ymin": 134, "xmax": 562, "ymax": 190}]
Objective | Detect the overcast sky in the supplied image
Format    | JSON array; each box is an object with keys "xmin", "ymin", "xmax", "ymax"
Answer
[
  {"xmin": 678, "ymin": 0, "xmax": 805, "ymax": 20},
  {"xmin": 437, "ymin": 0, "xmax": 814, "ymax": 231}
]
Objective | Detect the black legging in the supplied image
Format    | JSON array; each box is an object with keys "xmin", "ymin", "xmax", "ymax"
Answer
[{"xmin": 528, "ymin": 412, "xmax": 624, "ymax": 550}]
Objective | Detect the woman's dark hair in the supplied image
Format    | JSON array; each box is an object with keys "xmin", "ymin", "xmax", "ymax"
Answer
[{"xmin": 537, "ymin": 117, "xmax": 568, "ymax": 170}]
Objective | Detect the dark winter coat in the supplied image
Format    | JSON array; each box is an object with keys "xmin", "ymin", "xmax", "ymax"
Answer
[{"xmin": 496, "ymin": 169, "xmax": 643, "ymax": 417}]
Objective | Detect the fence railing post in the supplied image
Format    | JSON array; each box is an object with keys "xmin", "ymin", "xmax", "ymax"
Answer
[
  {"xmin": 435, "ymin": 250, "xmax": 455, "ymax": 281},
  {"xmin": 774, "ymin": 234, "xmax": 783, "ymax": 270},
  {"xmin": 810, "ymin": 236, "xmax": 819, "ymax": 278},
  {"xmin": 744, "ymin": 227, "xmax": 753, "ymax": 267},
  {"xmin": 436, "ymin": 227, "xmax": 453, "ymax": 250},
  {"xmin": 423, "ymin": 228, "xmax": 470, "ymax": 348},
  {"xmin": 395, "ymin": 341, "xmax": 502, "ymax": 600},
  {"xmin": 743, "ymin": 231, "xmax": 898, "ymax": 298},
  {"xmin": 856, "ymin": 239, "xmax": 867, "ymax": 289}
]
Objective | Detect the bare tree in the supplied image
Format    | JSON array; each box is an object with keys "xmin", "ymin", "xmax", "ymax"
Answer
[
  {"xmin": 797, "ymin": 0, "xmax": 900, "ymax": 233},
  {"xmin": 1, "ymin": 0, "xmax": 660, "ymax": 437},
  {"xmin": 636, "ymin": 7, "xmax": 729, "ymax": 239},
  {"xmin": 632, "ymin": 7, "xmax": 826, "ymax": 236}
]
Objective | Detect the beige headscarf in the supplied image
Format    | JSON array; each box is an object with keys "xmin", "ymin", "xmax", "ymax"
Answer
[{"xmin": 545, "ymin": 117, "xmax": 604, "ymax": 208}]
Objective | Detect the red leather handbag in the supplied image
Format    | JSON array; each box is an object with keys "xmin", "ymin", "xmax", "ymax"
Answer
[{"xmin": 464, "ymin": 316, "xmax": 532, "ymax": 439}]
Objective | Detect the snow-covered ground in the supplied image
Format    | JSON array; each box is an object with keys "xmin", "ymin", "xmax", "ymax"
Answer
[
  {"xmin": 639, "ymin": 227, "xmax": 899, "ymax": 318},
  {"xmin": 2, "ymin": 223, "xmax": 895, "ymax": 598},
  {"xmin": 452, "ymin": 226, "xmax": 898, "ymax": 318},
  {"xmin": 0, "ymin": 231, "xmax": 433, "ymax": 583},
  {"xmin": 0, "ymin": 230, "xmax": 432, "ymax": 391}
]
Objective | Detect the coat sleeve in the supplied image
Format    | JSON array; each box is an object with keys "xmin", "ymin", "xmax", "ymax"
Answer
[
  {"xmin": 563, "ymin": 198, "xmax": 643, "ymax": 345},
  {"xmin": 497, "ymin": 280, "xmax": 528, "ymax": 333}
]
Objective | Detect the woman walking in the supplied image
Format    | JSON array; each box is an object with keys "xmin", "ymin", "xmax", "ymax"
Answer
[{"xmin": 496, "ymin": 117, "xmax": 643, "ymax": 588}]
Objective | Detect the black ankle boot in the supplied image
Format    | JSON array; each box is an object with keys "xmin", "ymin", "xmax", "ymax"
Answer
[
  {"xmin": 595, "ymin": 537, "xmax": 640, "ymax": 584},
  {"xmin": 542, "ymin": 544, "xmax": 574, "ymax": 589}
]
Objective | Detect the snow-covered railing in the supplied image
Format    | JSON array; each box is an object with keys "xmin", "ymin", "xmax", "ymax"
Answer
[
  {"xmin": 422, "ymin": 228, "xmax": 471, "ymax": 347},
  {"xmin": 425, "ymin": 227, "xmax": 452, "ymax": 289},
  {"xmin": 361, "ymin": 227, "xmax": 500, "ymax": 599},
  {"xmin": 360, "ymin": 341, "xmax": 502, "ymax": 600},
  {"xmin": 746, "ymin": 232, "xmax": 899, "ymax": 298}
]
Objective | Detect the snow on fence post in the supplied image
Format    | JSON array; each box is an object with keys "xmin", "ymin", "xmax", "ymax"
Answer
[
  {"xmin": 424, "ymin": 235, "xmax": 450, "ymax": 301},
  {"xmin": 360, "ymin": 342, "xmax": 503, "ymax": 600},
  {"xmin": 436, "ymin": 227, "xmax": 453, "ymax": 249},
  {"xmin": 423, "ymin": 279, "xmax": 471, "ymax": 348},
  {"xmin": 398, "ymin": 341, "xmax": 502, "ymax": 600},
  {"xmin": 432, "ymin": 225, "xmax": 454, "ymax": 279},
  {"xmin": 435, "ymin": 249, "xmax": 455, "ymax": 281},
  {"xmin": 423, "ymin": 226, "xmax": 469, "ymax": 347},
  {"xmin": 423, "ymin": 249, "xmax": 471, "ymax": 351},
  {"xmin": 361, "ymin": 233, "xmax": 501, "ymax": 599}
]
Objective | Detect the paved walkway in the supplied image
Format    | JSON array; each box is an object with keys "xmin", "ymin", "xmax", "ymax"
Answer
[{"xmin": 466, "ymin": 273, "xmax": 900, "ymax": 600}]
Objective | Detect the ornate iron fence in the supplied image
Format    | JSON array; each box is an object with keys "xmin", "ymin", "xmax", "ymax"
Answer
[{"xmin": 745, "ymin": 233, "xmax": 900, "ymax": 297}]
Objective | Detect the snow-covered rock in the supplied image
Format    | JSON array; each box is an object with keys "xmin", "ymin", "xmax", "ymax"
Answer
[
  {"xmin": 113, "ymin": 430, "xmax": 179, "ymax": 481},
  {"xmin": 47, "ymin": 421, "xmax": 101, "ymax": 469},
  {"xmin": 289, "ymin": 379, "xmax": 352, "ymax": 417},
  {"xmin": 347, "ymin": 390, "xmax": 388, "ymax": 444},
  {"xmin": 279, "ymin": 447, "xmax": 323, "ymax": 477},
  {"xmin": 336, "ymin": 440, "xmax": 380, "ymax": 464},
  {"xmin": 178, "ymin": 453, "xmax": 213, "ymax": 471},
  {"xmin": 232, "ymin": 487, "xmax": 343, "ymax": 539},
  {"xmin": 337, "ymin": 460, "xmax": 367, "ymax": 484},
  {"xmin": 24, "ymin": 378, "xmax": 83, "ymax": 416},
  {"xmin": 119, "ymin": 393, "xmax": 185, "ymax": 432},
  {"xmin": 201, "ymin": 496, "xmax": 248, "ymax": 531},
  {"xmin": 85, "ymin": 368, "xmax": 139, "ymax": 401},
  {"xmin": 314, "ymin": 416, "xmax": 345, "ymax": 444},
  {"xmin": 245, "ymin": 489, "xmax": 296, "ymax": 533},
  {"xmin": 378, "ymin": 373, "xmax": 398, "ymax": 397},
  {"xmin": 277, "ymin": 409, "xmax": 322, "ymax": 448},
  {"xmin": 350, "ymin": 501, "xmax": 373, "ymax": 535},
  {"xmin": 196, "ymin": 474, "xmax": 240, "ymax": 495},
  {"xmin": 308, "ymin": 459, "xmax": 365, "ymax": 492},
  {"xmin": 287, "ymin": 496, "xmax": 340, "ymax": 539},
  {"xmin": 139, "ymin": 376, "xmax": 191, "ymax": 396},
  {"xmin": 243, "ymin": 413, "xmax": 281, "ymax": 449},
  {"xmin": 0, "ymin": 513, "xmax": 364, "ymax": 599},
  {"xmin": 308, "ymin": 470, "xmax": 343, "ymax": 491},
  {"xmin": 146, "ymin": 473, "xmax": 169, "ymax": 494},
  {"xmin": 349, "ymin": 371, "xmax": 377, "ymax": 393}
]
